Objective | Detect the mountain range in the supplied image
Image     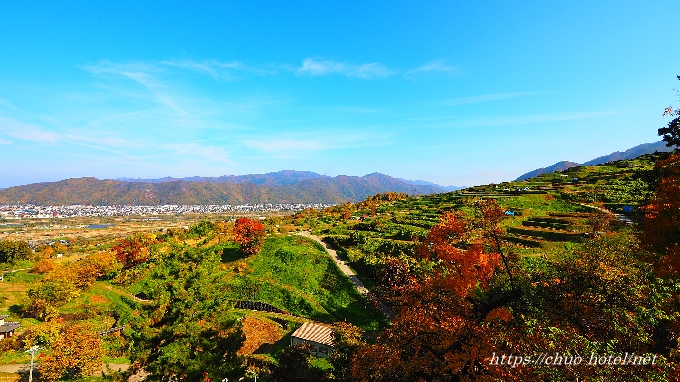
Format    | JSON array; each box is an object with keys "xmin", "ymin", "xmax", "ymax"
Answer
[
  {"xmin": 0, "ymin": 172, "xmax": 445, "ymax": 206},
  {"xmin": 117, "ymin": 170, "xmax": 328, "ymax": 186},
  {"xmin": 514, "ymin": 141, "xmax": 674, "ymax": 181},
  {"xmin": 1, "ymin": 141, "xmax": 672, "ymax": 206}
]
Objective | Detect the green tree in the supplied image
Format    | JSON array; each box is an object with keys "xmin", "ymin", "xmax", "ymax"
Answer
[
  {"xmin": 24, "ymin": 279, "xmax": 79, "ymax": 321},
  {"xmin": 328, "ymin": 322, "xmax": 364, "ymax": 382},
  {"xmin": 129, "ymin": 247, "xmax": 245, "ymax": 381},
  {"xmin": 188, "ymin": 220, "xmax": 216, "ymax": 238},
  {"xmin": 274, "ymin": 343, "xmax": 329, "ymax": 382},
  {"xmin": 0, "ymin": 239, "xmax": 32, "ymax": 263}
]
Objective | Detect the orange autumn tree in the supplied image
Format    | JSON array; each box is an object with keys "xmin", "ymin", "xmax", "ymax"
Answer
[
  {"xmin": 639, "ymin": 152, "xmax": 680, "ymax": 278},
  {"xmin": 234, "ymin": 218, "xmax": 266, "ymax": 255},
  {"xmin": 352, "ymin": 199, "xmax": 524, "ymax": 381},
  {"xmin": 112, "ymin": 233, "xmax": 159, "ymax": 269},
  {"xmin": 39, "ymin": 323, "xmax": 104, "ymax": 381}
]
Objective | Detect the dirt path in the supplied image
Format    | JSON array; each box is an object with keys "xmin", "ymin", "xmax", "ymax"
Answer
[
  {"xmin": 0, "ymin": 364, "xmax": 30, "ymax": 373},
  {"xmin": 0, "ymin": 268, "xmax": 30, "ymax": 275},
  {"xmin": 577, "ymin": 203, "xmax": 635, "ymax": 225},
  {"xmin": 295, "ymin": 232, "xmax": 392, "ymax": 319},
  {"xmin": 101, "ymin": 283, "xmax": 152, "ymax": 304}
]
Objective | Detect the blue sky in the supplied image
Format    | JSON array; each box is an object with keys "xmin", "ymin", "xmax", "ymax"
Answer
[{"xmin": 1, "ymin": 1, "xmax": 678, "ymax": 189}]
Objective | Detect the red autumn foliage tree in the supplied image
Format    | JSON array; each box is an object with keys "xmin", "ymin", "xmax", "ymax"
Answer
[
  {"xmin": 351, "ymin": 199, "xmax": 526, "ymax": 381},
  {"xmin": 416, "ymin": 211, "xmax": 500, "ymax": 298},
  {"xmin": 639, "ymin": 152, "xmax": 680, "ymax": 278},
  {"xmin": 234, "ymin": 218, "xmax": 266, "ymax": 255}
]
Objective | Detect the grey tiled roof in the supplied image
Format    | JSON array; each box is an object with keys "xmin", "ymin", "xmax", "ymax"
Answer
[
  {"xmin": 292, "ymin": 322, "xmax": 334, "ymax": 347},
  {"xmin": 0, "ymin": 322, "xmax": 20, "ymax": 334}
]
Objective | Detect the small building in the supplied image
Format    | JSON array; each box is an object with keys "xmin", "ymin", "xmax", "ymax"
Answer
[
  {"xmin": 0, "ymin": 315, "xmax": 20, "ymax": 341},
  {"xmin": 291, "ymin": 322, "xmax": 334, "ymax": 358}
]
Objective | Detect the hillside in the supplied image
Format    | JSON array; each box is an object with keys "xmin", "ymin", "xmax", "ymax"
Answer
[
  {"xmin": 0, "ymin": 173, "xmax": 442, "ymax": 206},
  {"xmin": 513, "ymin": 161, "xmax": 579, "ymax": 182},
  {"xmin": 515, "ymin": 141, "xmax": 673, "ymax": 181},
  {"xmin": 290, "ymin": 152, "xmax": 667, "ymax": 285}
]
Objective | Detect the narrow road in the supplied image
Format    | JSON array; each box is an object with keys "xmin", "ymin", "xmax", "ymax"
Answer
[
  {"xmin": 295, "ymin": 232, "xmax": 392, "ymax": 319},
  {"xmin": 577, "ymin": 203, "xmax": 635, "ymax": 225}
]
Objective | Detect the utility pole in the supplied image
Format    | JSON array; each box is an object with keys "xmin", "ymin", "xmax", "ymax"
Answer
[{"xmin": 24, "ymin": 345, "xmax": 41, "ymax": 382}]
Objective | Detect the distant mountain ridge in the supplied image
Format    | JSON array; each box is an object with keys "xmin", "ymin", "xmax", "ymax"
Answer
[
  {"xmin": 0, "ymin": 171, "xmax": 444, "ymax": 206},
  {"xmin": 118, "ymin": 171, "xmax": 465, "ymax": 191},
  {"xmin": 397, "ymin": 178, "xmax": 465, "ymax": 192},
  {"xmin": 118, "ymin": 170, "xmax": 329, "ymax": 186},
  {"xmin": 515, "ymin": 141, "xmax": 674, "ymax": 181}
]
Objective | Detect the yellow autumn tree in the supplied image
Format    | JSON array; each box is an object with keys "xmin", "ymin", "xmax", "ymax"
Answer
[{"xmin": 39, "ymin": 323, "xmax": 104, "ymax": 381}]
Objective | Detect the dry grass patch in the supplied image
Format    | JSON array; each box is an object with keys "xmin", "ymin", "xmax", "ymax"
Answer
[
  {"xmin": 0, "ymin": 283, "xmax": 28, "ymax": 310},
  {"xmin": 238, "ymin": 316, "xmax": 285, "ymax": 355},
  {"xmin": 90, "ymin": 295, "xmax": 110, "ymax": 305}
]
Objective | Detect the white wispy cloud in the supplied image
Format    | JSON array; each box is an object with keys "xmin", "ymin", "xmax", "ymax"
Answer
[
  {"xmin": 85, "ymin": 59, "xmax": 277, "ymax": 83},
  {"xmin": 242, "ymin": 139, "xmax": 327, "ymax": 152},
  {"xmin": 90, "ymin": 64, "xmax": 190, "ymax": 117},
  {"xmin": 0, "ymin": 116, "xmax": 62, "ymax": 143},
  {"xmin": 457, "ymin": 110, "xmax": 621, "ymax": 128},
  {"xmin": 86, "ymin": 58, "xmax": 397, "ymax": 83},
  {"xmin": 61, "ymin": 132, "xmax": 139, "ymax": 156},
  {"xmin": 406, "ymin": 60, "xmax": 458, "ymax": 76},
  {"xmin": 82, "ymin": 61, "xmax": 159, "ymax": 76},
  {"xmin": 123, "ymin": 71, "xmax": 189, "ymax": 117},
  {"xmin": 350, "ymin": 63, "xmax": 394, "ymax": 79},
  {"xmin": 297, "ymin": 58, "xmax": 395, "ymax": 79},
  {"xmin": 161, "ymin": 59, "xmax": 244, "ymax": 80},
  {"xmin": 0, "ymin": 137, "xmax": 11, "ymax": 144},
  {"xmin": 241, "ymin": 128, "xmax": 393, "ymax": 157},
  {"xmin": 297, "ymin": 58, "xmax": 349, "ymax": 76},
  {"xmin": 161, "ymin": 59, "xmax": 277, "ymax": 80},
  {"xmin": 164, "ymin": 143, "xmax": 233, "ymax": 163},
  {"xmin": 442, "ymin": 92, "xmax": 543, "ymax": 106}
]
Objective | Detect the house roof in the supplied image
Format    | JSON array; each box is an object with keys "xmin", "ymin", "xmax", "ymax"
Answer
[
  {"xmin": 292, "ymin": 322, "xmax": 334, "ymax": 347},
  {"xmin": 0, "ymin": 322, "xmax": 20, "ymax": 334},
  {"xmin": 0, "ymin": 315, "xmax": 7, "ymax": 320}
]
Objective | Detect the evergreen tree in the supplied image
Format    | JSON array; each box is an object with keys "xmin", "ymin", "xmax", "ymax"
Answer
[{"xmin": 130, "ymin": 247, "xmax": 245, "ymax": 381}]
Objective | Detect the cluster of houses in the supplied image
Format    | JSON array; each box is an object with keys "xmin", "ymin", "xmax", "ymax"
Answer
[{"xmin": 0, "ymin": 203, "xmax": 333, "ymax": 219}]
